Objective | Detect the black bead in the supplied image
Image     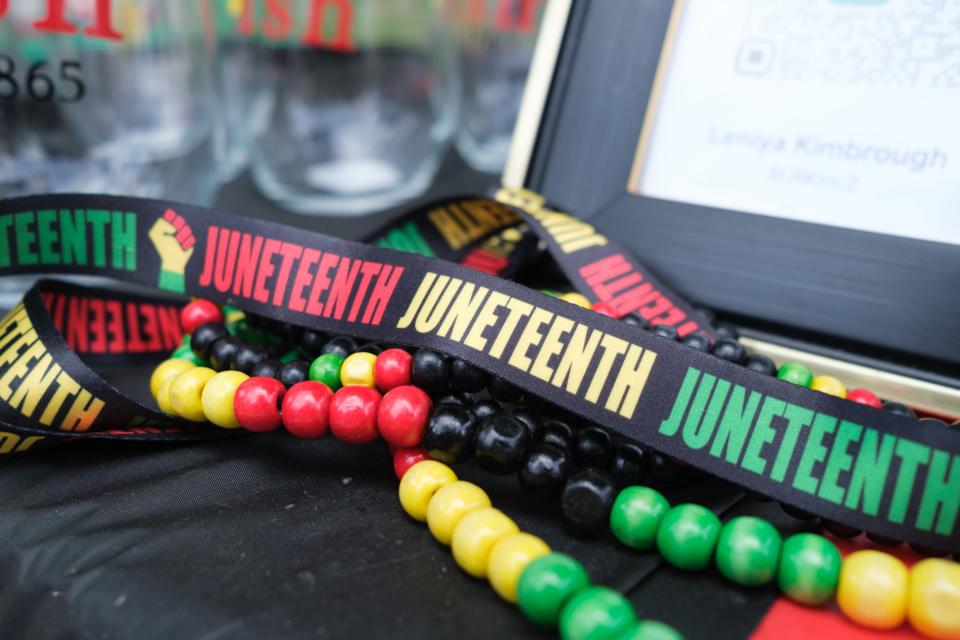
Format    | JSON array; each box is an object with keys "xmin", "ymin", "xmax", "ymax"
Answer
[
  {"xmin": 561, "ymin": 468, "xmax": 617, "ymax": 532},
  {"xmin": 714, "ymin": 323, "xmax": 740, "ymax": 340},
  {"xmin": 450, "ymin": 358, "xmax": 488, "ymax": 393},
  {"xmin": 276, "ymin": 360, "xmax": 310, "ymax": 388},
  {"xmin": 822, "ymin": 520, "xmax": 861, "ymax": 539},
  {"xmin": 300, "ymin": 329, "xmax": 327, "ymax": 356},
  {"xmin": 191, "ymin": 322, "xmax": 229, "ymax": 360},
  {"xmin": 919, "ymin": 417, "xmax": 949, "ymax": 427},
  {"xmin": 621, "ymin": 313, "xmax": 651, "ymax": 330},
  {"xmin": 473, "ymin": 413, "xmax": 531, "ymax": 475},
  {"xmin": 434, "ymin": 390, "xmax": 471, "ymax": 408},
  {"xmin": 412, "ymin": 349, "xmax": 449, "ymax": 394},
  {"xmin": 209, "ymin": 336, "xmax": 243, "ymax": 371},
  {"xmin": 487, "ymin": 376, "xmax": 521, "ymax": 402},
  {"xmin": 651, "ymin": 325, "xmax": 679, "ymax": 341},
  {"xmin": 694, "ymin": 305, "xmax": 716, "ymax": 324},
  {"xmin": 423, "ymin": 407, "xmax": 477, "ymax": 465},
  {"xmin": 525, "ymin": 394, "xmax": 558, "ymax": 416},
  {"xmin": 512, "ymin": 407, "xmax": 541, "ymax": 442},
  {"xmin": 573, "ymin": 426, "xmax": 613, "ymax": 468},
  {"xmin": 539, "ymin": 419, "xmax": 575, "ymax": 451},
  {"xmin": 520, "ymin": 444, "xmax": 573, "ymax": 498},
  {"xmin": 711, "ymin": 337, "xmax": 746, "ymax": 365},
  {"xmin": 356, "ymin": 343, "xmax": 383, "ymax": 355},
  {"xmin": 274, "ymin": 321, "xmax": 303, "ymax": 342},
  {"xmin": 472, "ymin": 399, "xmax": 502, "ymax": 420},
  {"xmin": 745, "ymin": 355, "xmax": 777, "ymax": 377},
  {"xmin": 609, "ymin": 443, "xmax": 647, "ymax": 488},
  {"xmin": 744, "ymin": 489, "xmax": 774, "ymax": 503},
  {"xmin": 883, "ymin": 401, "xmax": 915, "ymax": 418},
  {"xmin": 230, "ymin": 344, "xmax": 270, "ymax": 374},
  {"xmin": 780, "ymin": 502, "xmax": 819, "ymax": 521},
  {"xmin": 865, "ymin": 532, "xmax": 902, "ymax": 547},
  {"xmin": 647, "ymin": 452, "xmax": 686, "ymax": 486},
  {"xmin": 321, "ymin": 336, "xmax": 357, "ymax": 359},
  {"xmin": 250, "ymin": 358, "xmax": 282, "ymax": 379},
  {"xmin": 681, "ymin": 333, "xmax": 711, "ymax": 352}
]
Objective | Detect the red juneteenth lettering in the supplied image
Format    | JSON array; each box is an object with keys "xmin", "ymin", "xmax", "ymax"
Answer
[
  {"xmin": 43, "ymin": 293, "xmax": 182, "ymax": 354},
  {"xmin": 579, "ymin": 254, "xmax": 699, "ymax": 337},
  {"xmin": 239, "ymin": 0, "xmax": 356, "ymax": 51},
  {"xmin": 31, "ymin": 0, "xmax": 123, "ymax": 41},
  {"xmin": 198, "ymin": 226, "xmax": 403, "ymax": 326}
]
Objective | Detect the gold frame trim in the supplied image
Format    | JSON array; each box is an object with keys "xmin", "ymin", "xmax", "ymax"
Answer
[
  {"xmin": 741, "ymin": 337, "xmax": 960, "ymax": 418},
  {"xmin": 502, "ymin": 0, "xmax": 573, "ymax": 189},
  {"xmin": 626, "ymin": 0, "xmax": 687, "ymax": 193}
]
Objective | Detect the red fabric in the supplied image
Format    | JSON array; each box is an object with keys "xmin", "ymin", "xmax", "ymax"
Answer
[{"xmin": 751, "ymin": 535, "xmax": 927, "ymax": 640}]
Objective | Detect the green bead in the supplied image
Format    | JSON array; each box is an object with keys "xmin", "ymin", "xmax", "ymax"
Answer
[
  {"xmin": 309, "ymin": 354, "xmax": 345, "ymax": 391},
  {"xmin": 714, "ymin": 516, "xmax": 782, "ymax": 586},
  {"xmin": 615, "ymin": 620, "xmax": 684, "ymax": 640},
  {"xmin": 180, "ymin": 334, "xmax": 191, "ymax": 348},
  {"xmin": 610, "ymin": 486, "xmax": 670, "ymax": 550},
  {"xmin": 656, "ymin": 504, "xmax": 721, "ymax": 571},
  {"xmin": 517, "ymin": 553, "xmax": 590, "ymax": 627},
  {"xmin": 777, "ymin": 533, "xmax": 842, "ymax": 605},
  {"xmin": 776, "ymin": 362, "xmax": 813, "ymax": 387},
  {"xmin": 171, "ymin": 344, "xmax": 207, "ymax": 366},
  {"xmin": 560, "ymin": 586, "xmax": 636, "ymax": 640},
  {"xmin": 229, "ymin": 318, "xmax": 263, "ymax": 344}
]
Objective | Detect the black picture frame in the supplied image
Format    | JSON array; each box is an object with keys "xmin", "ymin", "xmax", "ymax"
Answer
[{"xmin": 519, "ymin": 0, "xmax": 960, "ymax": 370}]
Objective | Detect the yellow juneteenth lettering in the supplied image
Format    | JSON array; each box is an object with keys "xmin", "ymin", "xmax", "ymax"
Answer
[
  {"xmin": 530, "ymin": 316, "xmax": 574, "ymax": 383},
  {"xmin": 0, "ymin": 328, "xmax": 38, "ymax": 369},
  {"xmin": 605, "ymin": 345, "xmax": 657, "ymax": 418},
  {"xmin": 0, "ymin": 306, "xmax": 29, "ymax": 351},
  {"xmin": 464, "ymin": 291, "xmax": 509, "ymax": 351},
  {"xmin": 396, "ymin": 272, "xmax": 437, "ymax": 329},
  {"xmin": 61, "ymin": 389, "xmax": 104, "ymax": 432},
  {"xmin": 585, "ymin": 334, "xmax": 629, "ymax": 403},
  {"xmin": 437, "ymin": 283, "xmax": 488, "ymax": 342},
  {"xmin": 428, "ymin": 207, "xmax": 470, "ymax": 250},
  {"xmin": 415, "ymin": 276, "xmax": 462, "ymax": 334},
  {"xmin": 8, "ymin": 353, "xmax": 61, "ymax": 418},
  {"xmin": 508, "ymin": 308, "xmax": 554, "ymax": 373},
  {"xmin": 39, "ymin": 371, "xmax": 81, "ymax": 426},
  {"xmin": 0, "ymin": 432, "xmax": 43, "ymax": 454},
  {"xmin": 552, "ymin": 324, "xmax": 603, "ymax": 394},
  {"xmin": 0, "ymin": 339, "xmax": 44, "ymax": 401},
  {"xmin": 490, "ymin": 298, "xmax": 534, "ymax": 359}
]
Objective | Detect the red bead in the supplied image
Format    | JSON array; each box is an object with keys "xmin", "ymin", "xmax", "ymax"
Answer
[
  {"xmin": 591, "ymin": 301, "xmax": 618, "ymax": 318},
  {"xmin": 329, "ymin": 386, "xmax": 382, "ymax": 443},
  {"xmin": 180, "ymin": 300, "xmax": 223, "ymax": 335},
  {"xmin": 393, "ymin": 447, "xmax": 430, "ymax": 479},
  {"xmin": 281, "ymin": 381, "xmax": 333, "ymax": 439},
  {"xmin": 377, "ymin": 385, "xmax": 432, "ymax": 447},
  {"xmin": 234, "ymin": 376, "xmax": 286, "ymax": 432},
  {"xmin": 374, "ymin": 348, "xmax": 412, "ymax": 392},
  {"xmin": 848, "ymin": 388, "xmax": 883, "ymax": 409}
]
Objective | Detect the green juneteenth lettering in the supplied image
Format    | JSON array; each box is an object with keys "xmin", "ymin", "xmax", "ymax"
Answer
[
  {"xmin": 659, "ymin": 367, "xmax": 960, "ymax": 536},
  {"xmin": 0, "ymin": 210, "xmax": 137, "ymax": 271}
]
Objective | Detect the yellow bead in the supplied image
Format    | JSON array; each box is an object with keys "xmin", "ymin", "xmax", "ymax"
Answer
[
  {"xmin": 560, "ymin": 292, "xmax": 591, "ymax": 308},
  {"xmin": 487, "ymin": 532, "xmax": 550, "ymax": 603},
  {"xmin": 156, "ymin": 375, "xmax": 178, "ymax": 415},
  {"xmin": 340, "ymin": 352, "xmax": 377, "ymax": 387},
  {"xmin": 150, "ymin": 359, "xmax": 195, "ymax": 399},
  {"xmin": 909, "ymin": 559, "xmax": 960, "ymax": 640},
  {"xmin": 398, "ymin": 460, "xmax": 457, "ymax": 521},
  {"xmin": 427, "ymin": 481, "xmax": 491, "ymax": 545},
  {"xmin": 451, "ymin": 507, "xmax": 519, "ymax": 578},
  {"xmin": 837, "ymin": 550, "xmax": 908, "ymax": 630},
  {"xmin": 200, "ymin": 371, "xmax": 249, "ymax": 429},
  {"xmin": 810, "ymin": 375, "xmax": 847, "ymax": 399},
  {"xmin": 169, "ymin": 367, "xmax": 217, "ymax": 422}
]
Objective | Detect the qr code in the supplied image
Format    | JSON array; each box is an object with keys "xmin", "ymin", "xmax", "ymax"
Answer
[{"xmin": 736, "ymin": 0, "xmax": 960, "ymax": 87}]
